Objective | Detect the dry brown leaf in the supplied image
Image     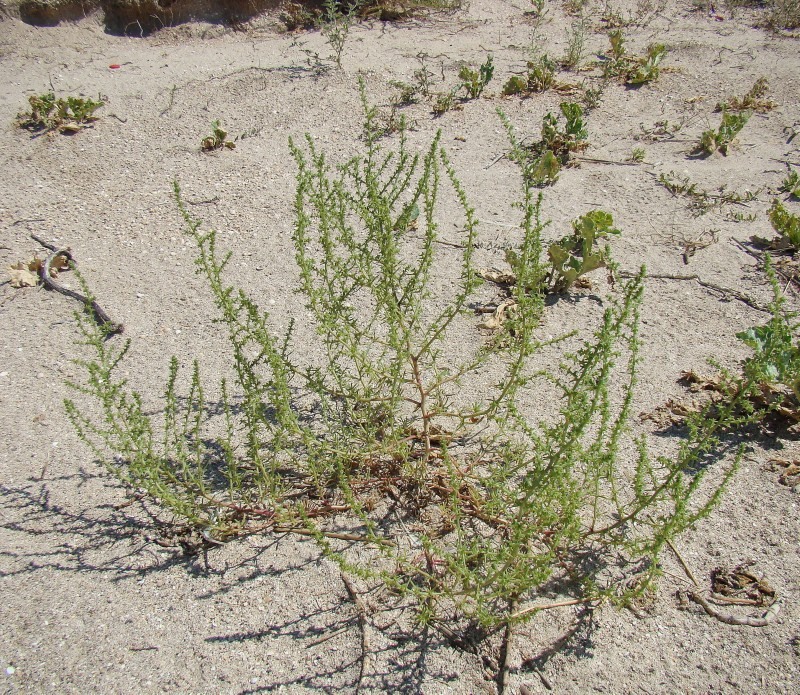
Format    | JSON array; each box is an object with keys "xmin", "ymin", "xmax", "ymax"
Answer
[
  {"xmin": 478, "ymin": 267, "xmax": 516, "ymax": 285},
  {"xmin": 479, "ymin": 299, "xmax": 516, "ymax": 330},
  {"xmin": 48, "ymin": 253, "xmax": 70, "ymax": 276},
  {"xmin": 679, "ymin": 369, "xmax": 724, "ymax": 392},
  {"xmin": 769, "ymin": 458, "xmax": 800, "ymax": 488},
  {"xmin": 7, "ymin": 260, "xmax": 40, "ymax": 288}
]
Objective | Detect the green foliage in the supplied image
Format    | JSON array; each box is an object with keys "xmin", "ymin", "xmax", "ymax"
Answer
[
  {"xmin": 563, "ymin": 16, "xmax": 588, "ymax": 69},
  {"xmin": 547, "ymin": 210, "xmax": 621, "ymax": 292},
  {"xmin": 501, "ymin": 55, "xmax": 558, "ymax": 96},
  {"xmin": 501, "ymin": 103, "xmax": 588, "ymax": 188},
  {"xmin": 19, "ymin": 92, "xmax": 103, "ymax": 134},
  {"xmin": 541, "ymin": 102, "xmax": 589, "ymax": 160},
  {"xmin": 458, "ymin": 55, "xmax": 494, "ymax": 99},
  {"xmin": 627, "ymin": 43, "xmax": 666, "ymax": 85},
  {"xmin": 432, "ymin": 87, "xmax": 460, "ymax": 115},
  {"xmin": 390, "ymin": 79, "xmax": 420, "ymax": 105},
  {"xmin": 779, "ymin": 168, "xmax": 800, "ymax": 199},
  {"xmin": 602, "ymin": 34, "xmax": 667, "ymax": 86},
  {"xmin": 502, "ymin": 75, "xmax": 528, "ymax": 96},
  {"xmin": 526, "ymin": 54, "xmax": 557, "ymax": 92},
  {"xmin": 69, "ymin": 84, "xmax": 750, "ymax": 632},
  {"xmin": 736, "ymin": 256, "xmax": 800, "ymax": 407},
  {"xmin": 696, "ymin": 109, "xmax": 751, "ymax": 155},
  {"xmin": 768, "ymin": 199, "xmax": 800, "ymax": 250},
  {"xmin": 629, "ymin": 146, "xmax": 646, "ymax": 162},
  {"xmin": 322, "ymin": 0, "xmax": 362, "ymax": 68},
  {"xmin": 200, "ymin": 120, "xmax": 236, "ymax": 151}
]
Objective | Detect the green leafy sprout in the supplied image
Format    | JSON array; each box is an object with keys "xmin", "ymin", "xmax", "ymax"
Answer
[
  {"xmin": 19, "ymin": 92, "xmax": 104, "ymax": 134},
  {"xmin": 768, "ymin": 199, "xmax": 800, "ymax": 250},
  {"xmin": 779, "ymin": 168, "xmax": 800, "ymax": 199},
  {"xmin": 696, "ymin": 109, "xmax": 751, "ymax": 156},
  {"xmin": 201, "ymin": 120, "xmax": 236, "ymax": 151},
  {"xmin": 458, "ymin": 55, "xmax": 494, "ymax": 99},
  {"xmin": 602, "ymin": 33, "xmax": 667, "ymax": 86}
]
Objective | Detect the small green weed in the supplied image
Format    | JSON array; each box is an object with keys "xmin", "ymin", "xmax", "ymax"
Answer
[
  {"xmin": 201, "ymin": 120, "xmax": 236, "ymax": 151},
  {"xmin": 727, "ymin": 210, "xmax": 758, "ymax": 223},
  {"xmin": 541, "ymin": 101, "xmax": 589, "ymax": 161},
  {"xmin": 458, "ymin": 55, "xmax": 494, "ymax": 99},
  {"xmin": 322, "ymin": 0, "xmax": 362, "ymax": 68},
  {"xmin": 432, "ymin": 87, "xmax": 461, "ymax": 116},
  {"xmin": 19, "ymin": 92, "xmax": 104, "ymax": 134},
  {"xmin": 637, "ymin": 118, "xmax": 684, "ymax": 142},
  {"xmin": 503, "ymin": 102, "xmax": 588, "ymax": 187},
  {"xmin": 389, "ymin": 79, "xmax": 420, "ymax": 106},
  {"xmin": 547, "ymin": 210, "xmax": 621, "ymax": 292},
  {"xmin": 602, "ymin": 33, "xmax": 667, "ymax": 86},
  {"xmin": 779, "ymin": 168, "xmax": 800, "ymax": 199},
  {"xmin": 563, "ymin": 15, "xmax": 589, "ymax": 70},
  {"xmin": 696, "ymin": 109, "xmax": 751, "ymax": 155},
  {"xmin": 627, "ymin": 43, "xmax": 667, "ymax": 85},
  {"xmin": 716, "ymin": 77, "xmax": 776, "ymax": 113},
  {"xmin": 501, "ymin": 55, "xmax": 578, "ymax": 98},
  {"xmin": 526, "ymin": 54, "xmax": 557, "ymax": 92},
  {"xmin": 767, "ymin": 199, "xmax": 800, "ymax": 250},
  {"xmin": 582, "ymin": 83, "xmax": 604, "ymax": 109},
  {"xmin": 737, "ymin": 257, "xmax": 800, "ymax": 408},
  {"xmin": 629, "ymin": 146, "xmax": 646, "ymax": 162}
]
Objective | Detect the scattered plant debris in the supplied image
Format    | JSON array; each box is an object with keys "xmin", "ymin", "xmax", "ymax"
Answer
[
  {"xmin": 657, "ymin": 171, "xmax": 759, "ymax": 216},
  {"xmin": 715, "ymin": 77, "xmax": 776, "ymax": 113},
  {"xmin": 769, "ymin": 458, "xmax": 800, "ymax": 488}
]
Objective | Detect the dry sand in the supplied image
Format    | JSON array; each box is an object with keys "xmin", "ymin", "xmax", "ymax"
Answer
[{"xmin": 1, "ymin": 1, "xmax": 799, "ymax": 692}]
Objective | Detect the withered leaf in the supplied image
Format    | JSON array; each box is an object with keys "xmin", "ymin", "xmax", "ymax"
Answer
[
  {"xmin": 478, "ymin": 267, "xmax": 517, "ymax": 285},
  {"xmin": 479, "ymin": 299, "xmax": 517, "ymax": 330},
  {"xmin": 7, "ymin": 259, "xmax": 41, "ymax": 288}
]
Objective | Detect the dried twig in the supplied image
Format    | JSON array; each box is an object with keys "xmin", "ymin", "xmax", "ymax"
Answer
[
  {"xmin": 511, "ymin": 597, "xmax": 590, "ymax": 621},
  {"xmin": 666, "ymin": 538, "xmax": 700, "ymax": 588},
  {"xmin": 30, "ymin": 234, "xmax": 124, "ymax": 334},
  {"xmin": 273, "ymin": 526, "xmax": 394, "ymax": 545},
  {"xmin": 496, "ymin": 601, "xmax": 517, "ymax": 694},
  {"xmin": 685, "ymin": 591, "xmax": 780, "ymax": 627},
  {"xmin": 621, "ymin": 270, "xmax": 769, "ymax": 313},
  {"xmin": 341, "ymin": 572, "xmax": 370, "ymax": 693}
]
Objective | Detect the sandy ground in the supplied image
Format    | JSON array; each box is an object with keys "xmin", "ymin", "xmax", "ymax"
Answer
[{"xmin": 1, "ymin": 1, "xmax": 799, "ymax": 692}]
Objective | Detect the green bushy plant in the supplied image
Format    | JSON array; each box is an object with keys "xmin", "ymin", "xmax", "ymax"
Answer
[
  {"xmin": 501, "ymin": 103, "xmax": 588, "ymax": 187},
  {"xmin": 547, "ymin": 210, "xmax": 620, "ymax": 291},
  {"xmin": 502, "ymin": 54, "xmax": 558, "ymax": 96},
  {"xmin": 68, "ymin": 84, "xmax": 752, "ymax": 635}
]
